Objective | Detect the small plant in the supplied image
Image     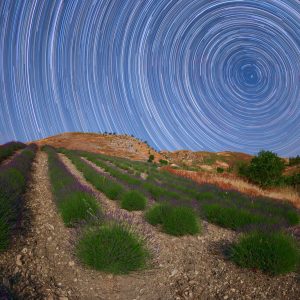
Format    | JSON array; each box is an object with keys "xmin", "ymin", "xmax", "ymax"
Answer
[
  {"xmin": 163, "ymin": 206, "xmax": 200, "ymax": 236},
  {"xmin": 77, "ymin": 224, "xmax": 149, "ymax": 274},
  {"xmin": 230, "ymin": 231, "xmax": 300, "ymax": 275},
  {"xmin": 202, "ymin": 204, "xmax": 265, "ymax": 230},
  {"xmin": 145, "ymin": 203, "xmax": 172, "ymax": 225},
  {"xmin": 121, "ymin": 191, "xmax": 147, "ymax": 211},
  {"xmin": 59, "ymin": 192, "xmax": 100, "ymax": 226},
  {"xmin": 217, "ymin": 167, "xmax": 224, "ymax": 173},
  {"xmin": 148, "ymin": 154, "xmax": 154, "ymax": 163},
  {"xmin": 159, "ymin": 159, "xmax": 168, "ymax": 165},
  {"xmin": 145, "ymin": 204, "xmax": 200, "ymax": 236}
]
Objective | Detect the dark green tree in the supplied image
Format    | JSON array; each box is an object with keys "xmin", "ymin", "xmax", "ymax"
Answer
[
  {"xmin": 245, "ymin": 150, "xmax": 285, "ymax": 187},
  {"xmin": 148, "ymin": 154, "xmax": 154, "ymax": 163}
]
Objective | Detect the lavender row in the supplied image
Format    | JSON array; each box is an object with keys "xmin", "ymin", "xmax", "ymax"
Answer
[{"xmin": 0, "ymin": 144, "xmax": 37, "ymax": 252}]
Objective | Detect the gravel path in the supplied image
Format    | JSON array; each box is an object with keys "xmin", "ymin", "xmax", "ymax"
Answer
[{"xmin": 0, "ymin": 151, "xmax": 299, "ymax": 299}]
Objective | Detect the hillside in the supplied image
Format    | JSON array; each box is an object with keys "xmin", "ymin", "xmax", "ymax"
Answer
[
  {"xmin": 34, "ymin": 132, "xmax": 163, "ymax": 162},
  {"xmin": 0, "ymin": 138, "xmax": 299, "ymax": 299},
  {"xmin": 161, "ymin": 150, "xmax": 253, "ymax": 172}
]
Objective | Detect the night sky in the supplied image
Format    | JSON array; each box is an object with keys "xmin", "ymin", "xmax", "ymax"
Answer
[{"xmin": 1, "ymin": 0, "xmax": 300, "ymax": 156}]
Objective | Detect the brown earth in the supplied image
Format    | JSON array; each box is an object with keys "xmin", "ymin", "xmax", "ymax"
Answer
[
  {"xmin": 34, "ymin": 132, "xmax": 162, "ymax": 162},
  {"xmin": 1, "ymin": 150, "xmax": 299, "ymax": 299}
]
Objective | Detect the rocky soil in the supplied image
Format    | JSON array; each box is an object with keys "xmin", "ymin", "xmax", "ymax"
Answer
[{"xmin": 0, "ymin": 151, "xmax": 299, "ymax": 299}]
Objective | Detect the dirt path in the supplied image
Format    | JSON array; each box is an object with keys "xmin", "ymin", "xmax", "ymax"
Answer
[{"xmin": 0, "ymin": 151, "xmax": 299, "ymax": 299}]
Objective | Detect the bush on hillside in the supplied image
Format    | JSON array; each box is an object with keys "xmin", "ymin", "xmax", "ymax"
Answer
[
  {"xmin": 59, "ymin": 192, "xmax": 99, "ymax": 226},
  {"xmin": 77, "ymin": 224, "xmax": 149, "ymax": 274},
  {"xmin": 144, "ymin": 203, "xmax": 172, "ymax": 225},
  {"xmin": 239, "ymin": 150, "xmax": 285, "ymax": 187},
  {"xmin": 163, "ymin": 206, "xmax": 200, "ymax": 236},
  {"xmin": 121, "ymin": 190, "xmax": 147, "ymax": 211},
  {"xmin": 217, "ymin": 167, "xmax": 224, "ymax": 173},
  {"xmin": 148, "ymin": 154, "xmax": 154, "ymax": 163},
  {"xmin": 145, "ymin": 203, "xmax": 200, "ymax": 236},
  {"xmin": 230, "ymin": 231, "xmax": 300, "ymax": 275},
  {"xmin": 159, "ymin": 159, "xmax": 168, "ymax": 165},
  {"xmin": 202, "ymin": 204, "xmax": 265, "ymax": 230}
]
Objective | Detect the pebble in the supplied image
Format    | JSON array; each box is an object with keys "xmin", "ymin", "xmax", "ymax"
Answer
[{"xmin": 16, "ymin": 255, "xmax": 22, "ymax": 266}]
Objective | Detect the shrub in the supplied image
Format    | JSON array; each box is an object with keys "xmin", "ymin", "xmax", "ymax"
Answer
[
  {"xmin": 202, "ymin": 204, "xmax": 265, "ymax": 230},
  {"xmin": 77, "ymin": 224, "xmax": 149, "ymax": 274},
  {"xmin": 145, "ymin": 204, "xmax": 200, "ymax": 236},
  {"xmin": 121, "ymin": 191, "xmax": 147, "ymax": 211},
  {"xmin": 217, "ymin": 167, "xmax": 224, "ymax": 173},
  {"xmin": 159, "ymin": 159, "xmax": 168, "ymax": 165},
  {"xmin": 148, "ymin": 154, "xmax": 154, "ymax": 163},
  {"xmin": 144, "ymin": 203, "xmax": 172, "ymax": 225},
  {"xmin": 59, "ymin": 192, "xmax": 100, "ymax": 226},
  {"xmin": 288, "ymin": 155, "xmax": 300, "ymax": 166},
  {"xmin": 163, "ymin": 206, "xmax": 200, "ymax": 236},
  {"xmin": 241, "ymin": 150, "xmax": 285, "ymax": 187},
  {"xmin": 230, "ymin": 231, "xmax": 300, "ymax": 275}
]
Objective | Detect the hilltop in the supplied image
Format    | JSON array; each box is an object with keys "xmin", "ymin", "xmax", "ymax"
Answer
[
  {"xmin": 34, "ymin": 133, "xmax": 260, "ymax": 171},
  {"xmin": 34, "ymin": 132, "xmax": 162, "ymax": 162}
]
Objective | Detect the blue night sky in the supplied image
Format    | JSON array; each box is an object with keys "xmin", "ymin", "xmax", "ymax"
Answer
[{"xmin": 0, "ymin": 0, "xmax": 300, "ymax": 156}]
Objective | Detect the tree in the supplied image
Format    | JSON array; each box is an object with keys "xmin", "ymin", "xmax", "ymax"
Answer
[
  {"xmin": 245, "ymin": 150, "xmax": 285, "ymax": 187},
  {"xmin": 148, "ymin": 154, "xmax": 154, "ymax": 163}
]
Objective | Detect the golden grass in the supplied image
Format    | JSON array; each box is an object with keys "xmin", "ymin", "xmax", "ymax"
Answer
[{"xmin": 164, "ymin": 167, "xmax": 300, "ymax": 209}]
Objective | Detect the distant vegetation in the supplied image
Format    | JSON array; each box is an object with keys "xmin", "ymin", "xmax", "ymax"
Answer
[
  {"xmin": 288, "ymin": 155, "xmax": 300, "ymax": 166},
  {"xmin": 148, "ymin": 154, "xmax": 154, "ymax": 163}
]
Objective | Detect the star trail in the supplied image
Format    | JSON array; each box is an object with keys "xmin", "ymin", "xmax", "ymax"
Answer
[{"xmin": 0, "ymin": 0, "xmax": 300, "ymax": 156}]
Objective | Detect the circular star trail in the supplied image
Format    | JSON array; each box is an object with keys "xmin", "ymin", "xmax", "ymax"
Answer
[{"xmin": 0, "ymin": 0, "xmax": 300, "ymax": 155}]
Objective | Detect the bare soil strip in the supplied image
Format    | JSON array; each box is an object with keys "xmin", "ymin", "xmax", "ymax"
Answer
[{"xmin": 0, "ymin": 151, "xmax": 299, "ymax": 299}]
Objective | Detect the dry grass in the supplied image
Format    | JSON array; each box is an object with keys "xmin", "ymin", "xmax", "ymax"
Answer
[{"xmin": 164, "ymin": 167, "xmax": 300, "ymax": 209}]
